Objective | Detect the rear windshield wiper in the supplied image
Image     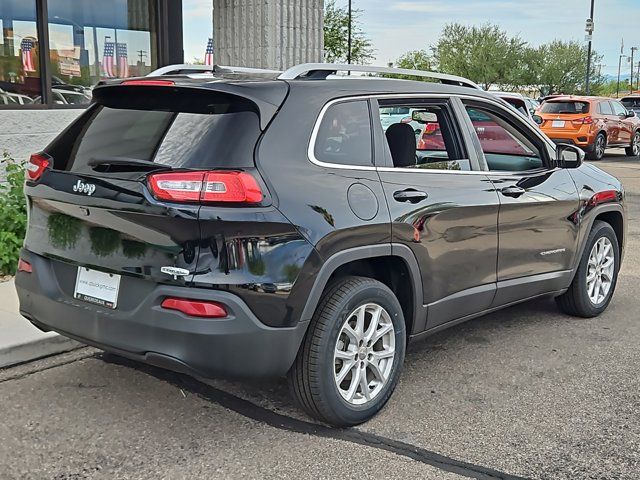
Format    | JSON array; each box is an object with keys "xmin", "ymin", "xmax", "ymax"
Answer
[{"xmin": 88, "ymin": 157, "xmax": 173, "ymax": 172}]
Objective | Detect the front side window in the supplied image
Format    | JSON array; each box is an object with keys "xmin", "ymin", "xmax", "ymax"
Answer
[
  {"xmin": 611, "ymin": 101, "xmax": 628, "ymax": 117},
  {"xmin": 314, "ymin": 100, "xmax": 373, "ymax": 167},
  {"xmin": 377, "ymin": 101, "xmax": 470, "ymax": 171},
  {"xmin": 465, "ymin": 105, "xmax": 544, "ymax": 172},
  {"xmin": 47, "ymin": 0, "xmax": 158, "ymax": 106},
  {"xmin": 0, "ymin": 0, "xmax": 41, "ymax": 103}
]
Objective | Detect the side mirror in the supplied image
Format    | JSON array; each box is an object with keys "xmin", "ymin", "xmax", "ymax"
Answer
[
  {"xmin": 556, "ymin": 143, "xmax": 584, "ymax": 169},
  {"xmin": 532, "ymin": 114, "xmax": 543, "ymax": 125},
  {"xmin": 626, "ymin": 111, "xmax": 636, "ymax": 118}
]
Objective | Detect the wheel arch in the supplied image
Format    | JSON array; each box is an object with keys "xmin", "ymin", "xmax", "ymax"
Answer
[{"xmin": 300, "ymin": 244, "xmax": 424, "ymax": 337}]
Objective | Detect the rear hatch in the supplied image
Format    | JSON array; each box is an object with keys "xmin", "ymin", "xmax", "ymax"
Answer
[
  {"xmin": 23, "ymin": 80, "xmax": 287, "ymax": 305},
  {"xmin": 538, "ymin": 99, "xmax": 592, "ymax": 133}
]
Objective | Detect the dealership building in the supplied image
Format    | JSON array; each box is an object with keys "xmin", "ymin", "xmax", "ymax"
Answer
[{"xmin": 1, "ymin": 0, "xmax": 324, "ymax": 161}]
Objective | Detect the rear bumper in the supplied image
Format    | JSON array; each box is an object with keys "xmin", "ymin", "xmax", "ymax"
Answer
[{"xmin": 15, "ymin": 252, "xmax": 308, "ymax": 379}]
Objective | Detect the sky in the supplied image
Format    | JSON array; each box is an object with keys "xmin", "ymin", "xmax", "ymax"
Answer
[{"xmin": 182, "ymin": 0, "xmax": 640, "ymax": 77}]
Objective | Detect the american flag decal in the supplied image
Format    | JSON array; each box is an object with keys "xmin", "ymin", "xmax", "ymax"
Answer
[
  {"xmin": 117, "ymin": 43, "xmax": 129, "ymax": 78},
  {"xmin": 21, "ymin": 38, "xmax": 36, "ymax": 73},
  {"xmin": 102, "ymin": 39, "xmax": 116, "ymax": 78},
  {"xmin": 204, "ymin": 37, "xmax": 214, "ymax": 66}
]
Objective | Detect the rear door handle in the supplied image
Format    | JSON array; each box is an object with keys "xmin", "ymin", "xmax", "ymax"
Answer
[
  {"xmin": 500, "ymin": 186, "xmax": 526, "ymax": 198},
  {"xmin": 393, "ymin": 189, "xmax": 428, "ymax": 203}
]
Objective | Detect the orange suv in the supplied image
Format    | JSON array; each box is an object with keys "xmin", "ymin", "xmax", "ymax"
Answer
[{"xmin": 536, "ymin": 96, "xmax": 640, "ymax": 160}]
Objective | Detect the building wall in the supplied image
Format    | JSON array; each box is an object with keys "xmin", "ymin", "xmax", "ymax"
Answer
[
  {"xmin": 1, "ymin": 110, "xmax": 83, "ymax": 163},
  {"xmin": 213, "ymin": 0, "xmax": 324, "ymax": 70}
]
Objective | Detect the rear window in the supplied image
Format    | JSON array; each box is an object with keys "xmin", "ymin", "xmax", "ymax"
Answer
[
  {"xmin": 540, "ymin": 101, "xmax": 590, "ymax": 114},
  {"xmin": 53, "ymin": 88, "xmax": 261, "ymax": 174},
  {"xmin": 622, "ymin": 97, "xmax": 640, "ymax": 109}
]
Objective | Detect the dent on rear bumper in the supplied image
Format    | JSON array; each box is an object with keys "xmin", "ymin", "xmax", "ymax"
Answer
[{"xmin": 15, "ymin": 253, "xmax": 308, "ymax": 379}]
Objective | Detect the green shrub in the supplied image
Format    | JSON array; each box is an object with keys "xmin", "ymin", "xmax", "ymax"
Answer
[{"xmin": 0, "ymin": 152, "xmax": 27, "ymax": 275}]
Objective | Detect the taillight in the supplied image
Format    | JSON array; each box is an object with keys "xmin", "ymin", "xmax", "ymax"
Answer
[
  {"xmin": 26, "ymin": 153, "xmax": 51, "ymax": 181},
  {"xmin": 423, "ymin": 122, "xmax": 440, "ymax": 134},
  {"xmin": 587, "ymin": 190, "xmax": 618, "ymax": 207},
  {"xmin": 572, "ymin": 116, "xmax": 594, "ymax": 125},
  {"xmin": 148, "ymin": 171, "xmax": 263, "ymax": 204},
  {"xmin": 121, "ymin": 79, "xmax": 175, "ymax": 86},
  {"xmin": 17, "ymin": 258, "xmax": 32, "ymax": 273},
  {"xmin": 161, "ymin": 298, "xmax": 227, "ymax": 318}
]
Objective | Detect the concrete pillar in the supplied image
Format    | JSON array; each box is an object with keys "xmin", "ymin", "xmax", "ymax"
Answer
[{"xmin": 213, "ymin": 0, "xmax": 324, "ymax": 70}]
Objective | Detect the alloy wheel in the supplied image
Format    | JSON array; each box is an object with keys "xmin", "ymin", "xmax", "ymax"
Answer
[
  {"xmin": 586, "ymin": 237, "xmax": 615, "ymax": 305},
  {"xmin": 633, "ymin": 132, "xmax": 640, "ymax": 156},
  {"xmin": 595, "ymin": 135, "xmax": 606, "ymax": 159},
  {"xmin": 333, "ymin": 303, "xmax": 396, "ymax": 405}
]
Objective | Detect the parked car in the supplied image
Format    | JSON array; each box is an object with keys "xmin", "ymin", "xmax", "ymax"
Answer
[
  {"xmin": 493, "ymin": 91, "xmax": 539, "ymax": 124},
  {"xmin": 621, "ymin": 96, "xmax": 640, "ymax": 116},
  {"xmin": 6, "ymin": 92, "xmax": 35, "ymax": 105},
  {"xmin": 16, "ymin": 64, "xmax": 626, "ymax": 427},
  {"xmin": 535, "ymin": 95, "xmax": 640, "ymax": 160}
]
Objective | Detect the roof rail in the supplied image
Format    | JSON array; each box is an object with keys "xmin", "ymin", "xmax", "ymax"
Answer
[
  {"xmin": 148, "ymin": 64, "xmax": 282, "ymax": 77},
  {"xmin": 278, "ymin": 63, "xmax": 481, "ymax": 90}
]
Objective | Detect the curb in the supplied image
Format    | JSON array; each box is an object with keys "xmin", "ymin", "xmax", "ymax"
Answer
[{"xmin": 0, "ymin": 333, "xmax": 82, "ymax": 369}]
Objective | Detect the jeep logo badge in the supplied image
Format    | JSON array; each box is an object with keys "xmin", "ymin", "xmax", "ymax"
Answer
[{"xmin": 73, "ymin": 179, "xmax": 96, "ymax": 196}]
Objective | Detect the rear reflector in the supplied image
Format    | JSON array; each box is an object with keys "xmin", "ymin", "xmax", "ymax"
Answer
[
  {"xmin": 26, "ymin": 153, "xmax": 51, "ymax": 181},
  {"xmin": 148, "ymin": 171, "xmax": 263, "ymax": 204},
  {"xmin": 17, "ymin": 259, "xmax": 32, "ymax": 273},
  {"xmin": 161, "ymin": 298, "xmax": 227, "ymax": 318},
  {"xmin": 121, "ymin": 80, "xmax": 175, "ymax": 86}
]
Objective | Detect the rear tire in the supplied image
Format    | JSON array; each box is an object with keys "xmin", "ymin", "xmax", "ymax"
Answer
[
  {"xmin": 586, "ymin": 133, "xmax": 606, "ymax": 161},
  {"xmin": 556, "ymin": 221, "xmax": 619, "ymax": 318},
  {"xmin": 288, "ymin": 276, "xmax": 406, "ymax": 427},
  {"xmin": 625, "ymin": 130, "xmax": 640, "ymax": 157}
]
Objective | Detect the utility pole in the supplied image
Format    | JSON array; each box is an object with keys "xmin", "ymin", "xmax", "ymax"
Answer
[
  {"xmin": 636, "ymin": 61, "xmax": 640, "ymax": 92},
  {"xmin": 616, "ymin": 54, "xmax": 625, "ymax": 98},
  {"xmin": 584, "ymin": 0, "xmax": 595, "ymax": 95},
  {"xmin": 347, "ymin": 0, "xmax": 352, "ymax": 65},
  {"xmin": 631, "ymin": 47, "xmax": 638, "ymax": 94},
  {"xmin": 137, "ymin": 49, "xmax": 147, "ymax": 65}
]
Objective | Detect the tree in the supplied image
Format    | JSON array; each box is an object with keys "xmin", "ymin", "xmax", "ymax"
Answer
[
  {"xmin": 324, "ymin": 0, "xmax": 374, "ymax": 64},
  {"xmin": 433, "ymin": 23, "xmax": 526, "ymax": 90},
  {"xmin": 531, "ymin": 40, "xmax": 603, "ymax": 96}
]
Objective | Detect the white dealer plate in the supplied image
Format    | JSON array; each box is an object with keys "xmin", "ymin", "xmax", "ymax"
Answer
[
  {"xmin": 74, "ymin": 267, "xmax": 121, "ymax": 309},
  {"xmin": 551, "ymin": 120, "xmax": 565, "ymax": 128}
]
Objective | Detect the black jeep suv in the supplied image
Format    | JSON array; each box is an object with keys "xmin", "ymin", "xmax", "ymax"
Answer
[{"xmin": 15, "ymin": 64, "xmax": 626, "ymax": 427}]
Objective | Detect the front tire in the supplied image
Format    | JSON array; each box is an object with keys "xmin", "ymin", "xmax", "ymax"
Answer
[
  {"xmin": 556, "ymin": 221, "xmax": 619, "ymax": 317},
  {"xmin": 586, "ymin": 133, "xmax": 607, "ymax": 161},
  {"xmin": 288, "ymin": 276, "xmax": 406, "ymax": 427},
  {"xmin": 625, "ymin": 130, "xmax": 640, "ymax": 157}
]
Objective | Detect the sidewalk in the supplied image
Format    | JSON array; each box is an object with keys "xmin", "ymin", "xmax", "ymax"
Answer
[{"xmin": 0, "ymin": 280, "xmax": 79, "ymax": 368}]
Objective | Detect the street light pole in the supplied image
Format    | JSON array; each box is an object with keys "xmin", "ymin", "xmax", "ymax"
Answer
[
  {"xmin": 617, "ymin": 54, "xmax": 624, "ymax": 98},
  {"xmin": 631, "ymin": 47, "xmax": 638, "ymax": 94},
  {"xmin": 347, "ymin": 0, "xmax": 352, "ymax": 65},
  {"xmin": 585, "ymin": 0, "xmax": 595, "ymax": 95}
]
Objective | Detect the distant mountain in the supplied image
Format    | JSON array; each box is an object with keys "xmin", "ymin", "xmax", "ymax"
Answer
[{"xmin": 603, "ymin": 73, "xmax": 632, "ymax": 81}]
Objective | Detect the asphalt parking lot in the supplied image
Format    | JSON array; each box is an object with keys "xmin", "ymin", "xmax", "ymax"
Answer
[{"xmin": 1, "ymin": 151, "xmax": 639, "ymax": 480}]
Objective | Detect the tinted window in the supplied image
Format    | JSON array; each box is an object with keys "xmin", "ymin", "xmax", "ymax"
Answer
[
  {"xmin": 622, "ymin": 97, "xmax": 640, "ymax": 109},
  {"xmin": 314, "ymin": 101, "xmax": 373, "ymax": 166},
  {"xmin": 598, "ymin": 101, "xmax": 614, "ymax": 115},
  {"xmin": 378, "ymin": 101, "xmax": 470, "ymax": 171},
  {"xmin": 541, "ymin": 101, "xmax": 590, "ymax": 114},
  {"xmin": 466, "ymin": 106, "xmax": 543, "ymax": 172},
  {"xmin": 611, "ymin": 101, "xmax": 628, "ymax": 116},
  {"xmin": 62, "ymin": 103, "xmax": 261, "ymax": 174}
]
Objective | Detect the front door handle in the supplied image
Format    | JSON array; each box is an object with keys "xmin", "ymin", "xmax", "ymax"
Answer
[
  {"xmin": 500, "ymin": 186, "xmax": 526, "ymax": 198},
  {"xmin": 393, "ymin": 189, "xmax": 428, "ymax": 203}
]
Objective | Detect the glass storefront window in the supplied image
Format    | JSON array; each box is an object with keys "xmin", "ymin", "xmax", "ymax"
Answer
[
  {"xmin": 0, "ymin": 0, "xmax": 41, "ymax": 104},
  {"xmin": 47, "ymin": 0, "xmax": 158, "ymax": 106}
]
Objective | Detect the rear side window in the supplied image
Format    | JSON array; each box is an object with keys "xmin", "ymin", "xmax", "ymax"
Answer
[
  {"xmin": 598, "ymin": 101, "xmax": 614, "ymax": 115},
  {"xmin": 54, "ymin": 88, "xmax": 261, "ymax": 174},
  {"xmin": 541, "ymin": 101, "xmax": 590, "ymax": 114},
  {"xmin": 314, "ymin": 101, "xmax": 373, "ymax": 167}
]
